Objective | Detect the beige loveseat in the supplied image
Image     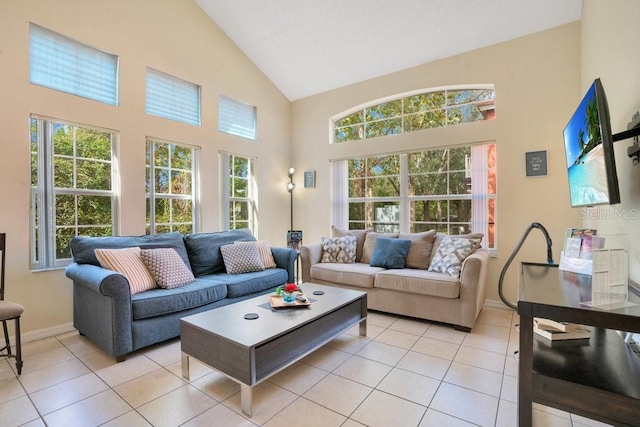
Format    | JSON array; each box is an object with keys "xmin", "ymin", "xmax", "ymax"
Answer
[{"xmin": 300, "ymin": 228, "xmax": 489, "ymax": 331}]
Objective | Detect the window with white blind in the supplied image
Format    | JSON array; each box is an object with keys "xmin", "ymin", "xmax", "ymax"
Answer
[
  {"xmin": 146, "ymin": 68, "xmax": 201, "ymax": 127},
  {"xmin": 218, "ymin": 95, "xmax": 257, "ymax": 140},
  {"xmin": 29, "ymin": 23, "xmax": 119, "ymax": 105}
]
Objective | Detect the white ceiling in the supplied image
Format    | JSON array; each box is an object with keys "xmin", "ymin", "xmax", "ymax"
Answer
[{"xmin": 195, "ymin": 0, "xmax": 582, "ymax": 101}]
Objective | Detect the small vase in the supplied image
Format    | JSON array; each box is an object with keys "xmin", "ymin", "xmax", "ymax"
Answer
[{"xmin": 282, "ymin": 292, "xmax": 295, "ymax": 303}]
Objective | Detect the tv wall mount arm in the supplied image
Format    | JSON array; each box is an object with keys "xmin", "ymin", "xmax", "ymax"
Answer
[{"xmin": 615, "ymin": 111, "xmax": 640, "ymax": 165}]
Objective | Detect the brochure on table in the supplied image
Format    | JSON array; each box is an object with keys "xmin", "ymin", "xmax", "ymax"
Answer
[{"xmin": 559, "ymin": 229, "xmax": 630, "ymax": 307}]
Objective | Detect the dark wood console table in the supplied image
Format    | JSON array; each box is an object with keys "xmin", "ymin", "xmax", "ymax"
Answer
[{"xmin": 518, "ymin": 262, "xmax": 640, "ymax": 427}]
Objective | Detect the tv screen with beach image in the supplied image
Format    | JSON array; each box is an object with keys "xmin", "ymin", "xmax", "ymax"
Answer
[{"xmin": 563, "ymin": 82, "xmax": 610, "ymax": 207}]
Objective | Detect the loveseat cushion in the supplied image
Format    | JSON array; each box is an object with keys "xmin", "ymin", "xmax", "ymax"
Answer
[
  {"xmin": 70, "ymin": 232, "xmax": 191, "ymax": 270},
  {"xmin": 399, "ymin": 230, "xmax": 437, "ymax": 269},
  {"xmin": 184, "ymin": 229, "xmax": 256, "ymax": 276},
  {"xmin": 221, "ymin": 268, "xmax": 289, "ymax": 298},
  {"xmin": 131, "ymin": 276, "xmax": 228, "ymax": 320},
  {"xmin": 374, "ymin": 269, "xmax": 460, "ymax": 299},
  {"xmin": 310, "ymin": 262, "xmax": 384, "ymax": 288}
]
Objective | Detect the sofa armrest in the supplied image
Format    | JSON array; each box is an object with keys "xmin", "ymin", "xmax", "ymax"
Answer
[
  {"xmin": 270, "ymin": 247, "xmax": 298, "ymax": 283},
  {"xmin": 65, "ymin": 263, "xmax": 134, "ymax": 359},
  {"xmin": 459, "ymin": 248, "xmax": 490, "ymax": 321},
  {"xmin": 300, "ymin": 243, "xmax": 322, "ymax": 283}
]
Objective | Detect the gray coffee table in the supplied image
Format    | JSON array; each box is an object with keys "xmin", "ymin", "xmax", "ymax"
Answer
[{"xmin": 180, "ymin": 283, "xmax": 367, "ymax": 417}]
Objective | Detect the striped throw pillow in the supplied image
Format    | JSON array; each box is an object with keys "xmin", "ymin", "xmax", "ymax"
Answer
[{"xmin": 94, "ymin": 247, "xmax": 156, "ymax": 294}]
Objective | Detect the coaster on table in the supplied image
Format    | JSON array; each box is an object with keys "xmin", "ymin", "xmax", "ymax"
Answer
[
  {"xmin": 312, "ymin": 290, "xmax": 325, "ymax": 295},
  {"xmin": 244, "ymin": 313, "xmax": 259, "ymax": 320}
]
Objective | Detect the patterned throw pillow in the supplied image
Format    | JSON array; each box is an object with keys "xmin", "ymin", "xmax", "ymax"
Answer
[
  {"xmin": 320, "ymin": 236, "xmax": 357, "ymax": 263},
  {"xmin": 94, "ymin": 247, "xmax": 156, "ymax": 295},
  {"xmin": 254, "ymin": 241, "xmax": 277, "ymax": 269},
  {"xmin": 140, "ymin": 248, "xmax": 195, "ymax": 289},
  {"xmin": 428, "ymin": 236, "xmax": 481, "ymax": 278},
  {"xmin": 220, "ymin": 241, "xmax": 265, "ymax": 274}
]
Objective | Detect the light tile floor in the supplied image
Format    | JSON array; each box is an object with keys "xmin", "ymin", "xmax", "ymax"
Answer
[{"xmin": 0, "ymin": 307, "xmax": 614, "ymax": 427}]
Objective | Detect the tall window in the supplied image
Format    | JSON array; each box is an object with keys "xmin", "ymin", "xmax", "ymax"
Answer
[
  {"xmin": 218, "ymin": 95, "xmax": 257, "ymax": 140},
  {"xmin": 146, "ymin": 139, "xmax": 199, "ymax": 234},
  {"xmin": 29, "ymin": 23, "xmax": 119, "ymax": 105},
  {"xmin": 30, "ymin": 117, "xmax": 117, "ymax": 269},
  {"xmin": 337, "ymin": 143, "xmax": 496, "ymax": 249},
  {"xmin": 333, "ymin": 87, "xmax": 494, "ymax": 143},
  {"xmin": 220, "ymin": 154, "xmax": 257, "ymax": 233}
]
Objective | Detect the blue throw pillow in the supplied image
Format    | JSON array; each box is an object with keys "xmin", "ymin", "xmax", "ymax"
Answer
[{"xmin": 369, "ymin": 237, "xmax": 411, "ymax": 269}]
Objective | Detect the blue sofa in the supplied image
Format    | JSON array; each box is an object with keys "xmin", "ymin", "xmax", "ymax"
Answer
[{"xmin": 65, "ymin": 229, "xmax": 297, "ymax": 361}]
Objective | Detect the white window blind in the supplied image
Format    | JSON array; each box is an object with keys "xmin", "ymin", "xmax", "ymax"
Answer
[
  {"xmin": 29, "ymin": 23, "xmax": 119, "ymax": 105},
  {"xmin": 218, "ymin": 95, "xmax": 257, "ymax": 140},
  {"xmin": 146, "ymin": 68, "xmax": 201, "ymax": 127}
]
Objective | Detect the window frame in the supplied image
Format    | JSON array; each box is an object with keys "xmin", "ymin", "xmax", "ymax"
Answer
[
  {"xmin": 30, "ymin": 116, "xmax": 119, "ymax": 270},
  {"xmin": 337, "ymin": 143, "xmax": 497, "ymax": 250},
  {"xmin": 220, "ymin": 153, "xmax": 257, "ymax": 234},
  {"xmin": 145, "ymin": 138, "xmax": 200, "ymax": 235}
]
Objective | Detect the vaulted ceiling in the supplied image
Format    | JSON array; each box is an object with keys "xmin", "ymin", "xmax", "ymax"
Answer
[{"xmin": 195, "ymin": 0, "xmax": 583, "ymax": 100}]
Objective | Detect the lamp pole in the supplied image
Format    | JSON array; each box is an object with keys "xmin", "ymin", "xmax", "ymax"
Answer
[{"xmin": 287, "ymin": 167, "xmax": 296, "ymax": 232}]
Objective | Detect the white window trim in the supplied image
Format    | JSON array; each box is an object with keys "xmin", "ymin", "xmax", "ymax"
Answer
[
  {"xmin": 30, "ymin": 116, "xmax": 119, "ymax": 270},
  {"xmin": 220, "ymin": 152, "xmax": 258, "ymax": 235},
  {"xmin": 146, "ymin": 137, "xmax": 200, "ymax": 234}
]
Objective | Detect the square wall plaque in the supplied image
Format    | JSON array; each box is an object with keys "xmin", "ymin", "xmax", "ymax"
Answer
[{"xmin": 525, "ymin": 150, "xmax": 547, "ymax": 177}]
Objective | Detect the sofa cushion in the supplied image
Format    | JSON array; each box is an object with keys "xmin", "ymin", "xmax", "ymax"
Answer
[
  {"xmin": 94, "ymin": 247, "xmax": 157, "ymax": 295},
  {"xmin": 361, "ymin": 232, "xmax": 399, "ymax": 264},
  {"xmin": 140, "ymin": 248, "xmax": 195, "ymax": 289},
  {"xmin": 374, "ymin": 269, "xmax": 461, "ymax": 299},
  {"xmin": 222, "ymin": 268, "xmax": 289, "ymax": 298},
  {"xmin": 321, "ymin": 236, "xmax": 356, "ymax": 263},
  {"xmin": 71, "ymin": 232, "xmax": 190, "ymax": 270},
  {"xmin": 184, "ymin": 229, "xmax": 256, "ymax": 276},
  {"xmin": 310, "ymin": 262, "xmax": 384, "ymax": 288},
  {"xmin": 370, "ymin": 237, "xmax": 411, "ymax": 269},
  {"xmin": 428, "ymin": 236, "xmax": 482, "ymax": 278},
  {"xmin": 331, "ymin": 226, "xmax": 370, "ymax": 262},
  {"xmin": 220, "ymin": 242, "xmax": 265, "ymax": 274},
  {"xmin": 398, "ymin": 230, "xmax": 437, "ymax": 270},
  {"xmin": 131, "ymin": 276, "xmax": 228, "ymax": 320}
]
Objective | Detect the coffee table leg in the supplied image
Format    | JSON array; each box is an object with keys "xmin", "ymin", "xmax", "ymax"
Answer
[
  {"xmin": 241, "ymin": 383, "xmax": 252, "ymax": 417},
  {"xmin": 359, "ymin": 318, "xmax": 367, "ymax": 337},
  {"xmin": 181, "ymin": 352, "xmax": 190, "ymax": 381}
]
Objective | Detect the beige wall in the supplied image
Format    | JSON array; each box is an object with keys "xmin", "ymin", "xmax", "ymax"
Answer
[
  {"xmin": 291, "ymin": 23, "xmax": 583, "ymax": 305},
  {"xmin": 0, "ymin": 0, "xmax": 292, "ymax": 336},
  {"xmin": 581, "ymin": 0, "xmax": 640, "ymax": 284}
]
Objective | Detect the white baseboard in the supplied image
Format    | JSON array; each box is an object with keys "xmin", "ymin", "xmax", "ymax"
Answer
[
  {"xmin": 14, "ymin": 322, "xmax": 76, "ymax": 345},
  {"xmin": 484, "ymin": 298, "xmax": 515, "ymax": 310}
]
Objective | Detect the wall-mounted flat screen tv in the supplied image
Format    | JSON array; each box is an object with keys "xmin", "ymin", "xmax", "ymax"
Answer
[{"xmin": 563, "ymin": 78, "xmax": 620, "ymax": 207}]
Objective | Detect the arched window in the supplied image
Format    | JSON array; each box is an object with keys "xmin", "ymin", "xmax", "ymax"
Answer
[{"xmin": 332, "ymin": 87, "xmax": 495, "ymax": 144}]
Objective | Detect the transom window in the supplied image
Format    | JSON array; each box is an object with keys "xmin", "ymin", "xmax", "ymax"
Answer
[
  {"xmin": 30, "ymin": 117, "xmax": 117, "ymax": 269},
  {"xmin": 333, "ymin": 88, "xmax": 495, "ymax": 143},
  {"xmin": 145, "ymin": 139, "xmax": 199, "ymax": 234}
]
